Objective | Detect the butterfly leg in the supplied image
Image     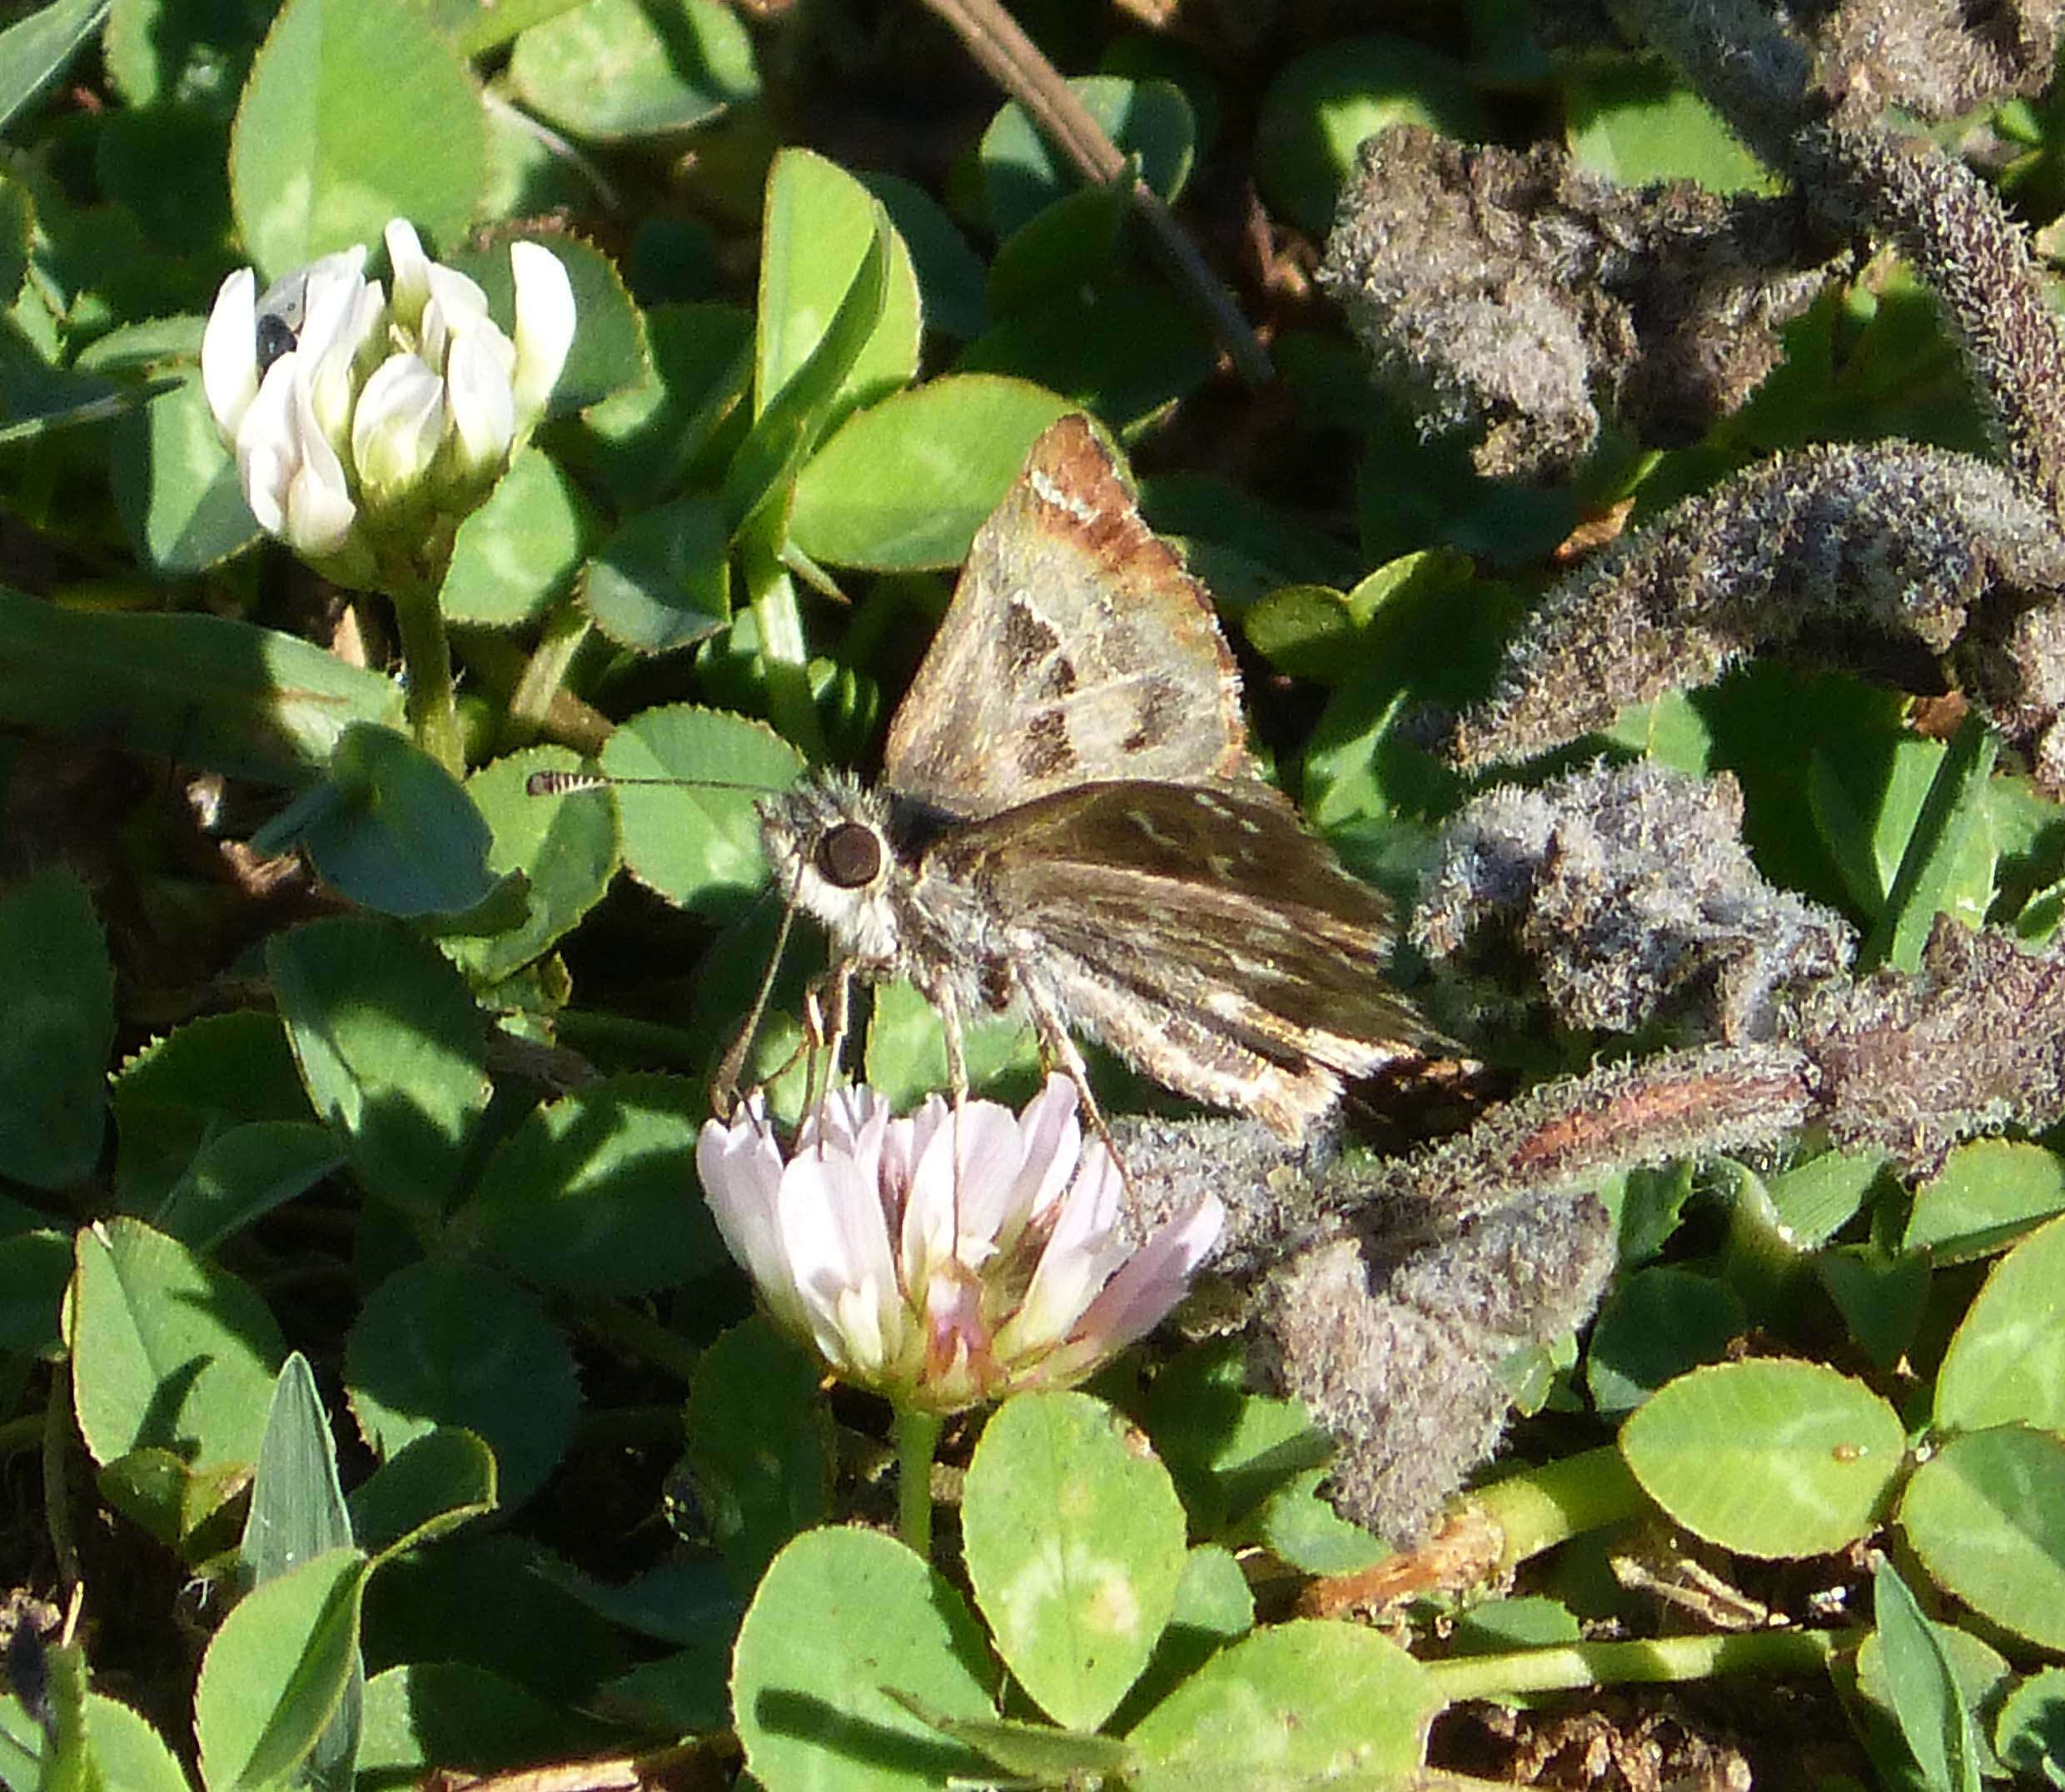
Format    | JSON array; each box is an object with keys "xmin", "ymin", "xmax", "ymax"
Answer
[
  {"xmin": 818, "ymin": 960, "xmax": 855, "ymax": 1083},
  {"xmin": 800, "ymin": 962, "xmax": 856, "ymax": 1149},
  {"xmin": 920, "ymin": 977, "xmax": 978, "ymax": 1225},
  {"xmin": 1016, "ymin": 972, "xmax": 1127, "ymax": 1177},
  {"xmin": 709, "ymin": 877, "xmax": 803, "ymax": 1122},
  {"xmin": 723, "ymin": 1020, "xmax": 810, "ymax": 1141},
  {"xmin": 712, "ymin": 962, "xmax": 852, "ymax": 1143}
]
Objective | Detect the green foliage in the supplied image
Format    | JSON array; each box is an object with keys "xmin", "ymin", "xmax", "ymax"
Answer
[
  {"xmin": 1994, "ymin": 1667, "xmax": 2065, "ymax": 1783},
  {"xmin": 110, "ymin": 1011, "xmax": 310, "ymax": 1207},
  {"xmin": 0, "ymin": 593, "xmax": 402, "ymax": 784},
  {"xmin": 461, "ymin": 1073, "xmax": 724, "ymax": 1292},
  {"xmin": 1254, "ymin": 37, "xmax": 1485, "ymax": 232},
  {"xmin": 1585, "ymin": 1267, "xmax": 1749, "ymax": 1413},
  {"xmin": 0, "ymin": 0, "xmax": 107, "ymax": 134},
  {"xmin": 0, "ymin": 869, "xmax": 111, "ymax": 1189},
  {"xmin": 440, "ymin": 446, "xmax": 594, "ymax": 626},
  {"xmin": 735, "ymin": 1392, "xmax": 1432, "ymax": 1790},
  {"xmin": 274, "ymin": 721, "xmax": 503, "ymax": 918},
  {"xmin": 193, "ymin": 1546, "xmax": 368, "ymax": 1791},
  {"xmin": 983, "ymin": 76, "xmax": 1194, "ymax": 239},
  {"xmin": 71, "ymin": 1218, "xmax": 286, "ymax": 1475},
  {"xmin": 1868, "ymin": 1561, "xmax": 1987, "ymax": 1792},
  {"xmin": 0, "ymin": 1681, "xmax": 190, "ymax": 1792},
  {"xmin": 862, "ymin": 974, "xmax": 1042, "ymax": 1110},
  {"xmin": 239, "ymin": 1355, "xmax": 362, "ymax": 1790},
  {"xmin": 0, "ymin": 1218, "xmax": 68, "ymax": 1358},
  {"xmin": 1907, "ymin": 1140, "xmax": 2065, "ymax": 1261},
  {"xmin": 230, "ymin": 0, "xmax": 483, "ymax": 276},
  {"xmin": 346, "ymin": 1260, "xmax": 579, "ymax": 1508},
  {"xmin": 443, "ymin": 744, "xmax": 620, "ymax": 982},
  {"xmin": 110, "ymin": 364, "xmax": 258, "ymax": 570},
  {"xmin": 731, "ymin": 1527, "xmax": 997, "ymax": 1791},
  {"xmin": 356, "ymin": 1661, "xmax": 597, "ymax": 1780},
  {"xmin": 449, "ymin": 226, "xmax": 648, "ymax": 414},
  {"xmin": 503, "ymin": 0, "xmax": 757, "ymax": 142},
  {"xmin": 1859, "ymin": 715, "xmax": 2000, "ymax": 971},
  {"xmin": 1618, "ymin": 1360, "xmax": 1908, "ymax": 1558},
  {"xmin": 583, "ymin": 493, "xmax": 731, "ymax": 651},
  {"xmin": 600, "ymin": 703, "xmax": 799, "ymax": 913},
  {"xmin": 681, "ymin": 1317, "xmax": 833, "ymax": 1589},
  {"xmin": 344, "ymin": 1426, "xmax": 495, "ymax": 1557},
  {"xmin": 755, "ymin": 149, "xmax": 919, "ymax": 432},
  {"xmin": 1932, "ymin": 1212, "xmax": 2065, "ymax": 1434},
  {"xmin": 788, "ymin": 376, "xmax": 1076, "ymax": 568},
  {"xmin": 1564, "ymin": 58, "xmax": 1775, "ymax": 192},
  {"xmin": 268, "ymin": 916, "xmax": 492, "ymax": 1217},
  {"xmin": 6, "ymin": 0, "xmax": 2065, "ymax": 1780},
  {"xmin": 1124, "ymin": 1620, "xmax": 1434, "ymax": 1790},
  {"xmin": 962, "ymin": 1391, "xmax": 1187, "ymax": 1730},
  {"xmin": 1901, "ymin": 1427, "xmax": 2065, "ymax": 1652}
]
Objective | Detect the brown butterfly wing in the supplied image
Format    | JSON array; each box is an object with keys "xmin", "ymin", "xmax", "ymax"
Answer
[
  {"xmin": 881, "ymin": 416, "xmax": 1251, "ymax": 819},
  {"xmin": 932, "ymin": 781, "xmax": 1438, "ymax": 1076}
]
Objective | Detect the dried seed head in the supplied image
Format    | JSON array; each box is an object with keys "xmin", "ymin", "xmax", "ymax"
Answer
[
  {"xmin": 1449, "ymin": 443, "xmax": 2065, "ymax": 770},
  {"xmin": 1417, "ymin": 759, "xmax": 1854, "ymax": 1042},
  {"xmin": 1815, "ymin": 0, "xmax": 2065, "ymax": 122},
  {"xmin": 1251, "ymin": 1189, "xmax": 1615, "ymax": 1541},
  {"xmin": 1321, "ymin": 126, "xmax": 1838, "ymax": 481},
  {"xmin": 1799, "ymin": 918, "xmax": 2065, "ymax": 1172}
]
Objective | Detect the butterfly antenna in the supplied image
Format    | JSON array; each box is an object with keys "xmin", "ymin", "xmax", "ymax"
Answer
[
  {"xmin": 709, "ymin": 852, "xmax": 808, "ymax": 1124},
  {"xmin": 526, "ymin": 769, "xmax": 785, "ymax": 797}
]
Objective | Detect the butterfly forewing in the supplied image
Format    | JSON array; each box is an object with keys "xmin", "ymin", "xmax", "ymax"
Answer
[{"xmin": 881, "ymin": 416, "xmax": 1250, "ymax": 818}]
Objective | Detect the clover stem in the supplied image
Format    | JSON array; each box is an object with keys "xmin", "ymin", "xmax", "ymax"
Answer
[
  {"xmin": 503, "ymin": 605, "xmax": 604, "ymax": 753},
  {"xmin": 388, "ymin": 575, "xmax": 465, "ymax": 774},
  {"xmin": 1303, "ymin": 1446, "xmax": 1650, "ymax": 1620},
  {"xmin": 894, "ymin": 1405, "xmax": 944, "ymax": 1558},
  {"xmin": 44, "ymin": 1361, "xmax": 78, "ymax": 1593},
  {"xmin": 581, "ymin": 1302, "xmax": 704, "ymax": 1386},
  {"xmin": 742, "ymin": 540, "xmax": 827, "ymax": 763},
  {"xmin": 1422, "ymin": 1625, "xmax": 1855, "ymax": 1703},
  {"xmin": 1465, "ymin": 1444, "xmax": 1650, "ymax": 1567}
]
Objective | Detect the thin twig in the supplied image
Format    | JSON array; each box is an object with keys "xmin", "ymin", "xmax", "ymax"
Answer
[
  {"xmin": 423, "ymin": 1738, "xmax": 725, "ymax": 1790},
  {"xmin": 915, "ymin": 0, "xmax": 1274, "ymax": 388}
]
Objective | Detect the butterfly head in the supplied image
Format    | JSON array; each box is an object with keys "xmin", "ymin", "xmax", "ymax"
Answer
[{"xmin": 759, "ymin": 772, "xmax": 904, "ymax": 963}]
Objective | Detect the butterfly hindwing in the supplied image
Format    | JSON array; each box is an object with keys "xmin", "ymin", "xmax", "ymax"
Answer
[{"xmin": 930, "ymin": 781, "xmax": 1427, "ymax": 1075}]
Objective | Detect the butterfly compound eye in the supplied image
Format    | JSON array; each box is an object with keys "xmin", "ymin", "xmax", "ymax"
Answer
[{"xmin": 815, "ymin": 823, "xmax": 883, "ymax": 889}]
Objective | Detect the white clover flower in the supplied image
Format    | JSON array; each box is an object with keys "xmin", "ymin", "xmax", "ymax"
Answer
[
  {"xmin": 509, "ymin": 241, "xmax": 575, "ymax": 426},
  {"xmin": 351, "ymin": 353, "xmax": 445, "ymax": 512},
  {"xmin": 695, "ymin": 1076, "xmax": 1224, "ymax": 1412},
  {"xmin": 202, "ymin": 246, "xmax": 371, "ymax": 443},
  {"xmin": 233, "ymin": 343, "xmax": 360, "ymax": 562},
  {"xmin": 200, "ymin": 222, "xmax": 576, "ymax": 576},
  {"xmin": 381, "ymin": 221, "xmax": 573, "ymax": 476}
]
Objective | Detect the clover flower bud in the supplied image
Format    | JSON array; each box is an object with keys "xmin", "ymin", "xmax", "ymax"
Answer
[
  {"xmin": 201, "ymin": 222, "xmax": 576, "ymax": 580},
  {"xmin": 350, "ymin": 354, "xmax": 446, "ymax": 512}
]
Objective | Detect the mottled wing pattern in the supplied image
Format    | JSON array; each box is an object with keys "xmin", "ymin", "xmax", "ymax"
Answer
[
  {"xmin": 933, "ymin": 781, "xmax": 1436, "ymax": 1076},
  {"xmin": 882, "ymin": 416, "xmax": 1250, "ymax": 818}
]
